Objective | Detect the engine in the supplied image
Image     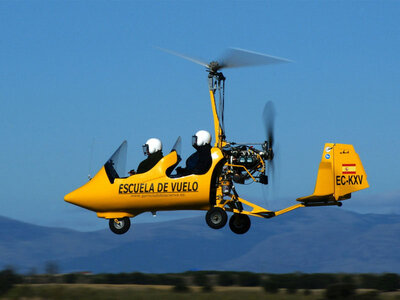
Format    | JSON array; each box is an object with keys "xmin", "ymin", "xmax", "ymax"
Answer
[{"xmin": 221, "ymin": 142, "xmax": 273, "ymax": 187}]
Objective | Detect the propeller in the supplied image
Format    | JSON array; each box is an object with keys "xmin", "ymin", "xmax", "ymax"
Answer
[
  {"xmin": 262, "ymin": 101, "xmax": 276, "ymax": 173},
  {"xmin": 261, "ymin": 101, "xmax": 277, "ymax": 207},
  {"xmin": 157, "ymin": 47, "xmax": 291, "ymax": 73}
]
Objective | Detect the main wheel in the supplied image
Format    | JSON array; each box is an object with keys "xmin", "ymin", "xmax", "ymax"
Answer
[
  {"xmin": 229, "ymin": 214, "xmax": 251, "ymax": 234},
  {"xmin": 205, "ymin": 207, "xmax": 227, "ymax": 229},
  {"xmin": 109, "ymin": 217, "xmax": 131, "ymax": 235}
]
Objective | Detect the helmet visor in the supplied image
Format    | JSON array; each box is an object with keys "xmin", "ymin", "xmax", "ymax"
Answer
[
  {"xmin": 192, "ymin": 135, "xmax": 197, "ymax": 147},
  {"xmin": 142, "ymin": 144, "xmax": 149, "ymax": 156}
]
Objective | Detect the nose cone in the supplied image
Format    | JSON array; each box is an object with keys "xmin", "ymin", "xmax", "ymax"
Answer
[
  {"xmin": 65, "ymin": 165, "xmax": 113, "ymax": 212},
  {"xmin": 64, "ymin": 188, "xmax": 91, "ymax": 210},
  {"xmin": 64, "ymin": 190, "xmax": 80, "ymax": 206},
  {"xmin": 64, "ymin": 191, "xmax": 75, "ymax": 204}
]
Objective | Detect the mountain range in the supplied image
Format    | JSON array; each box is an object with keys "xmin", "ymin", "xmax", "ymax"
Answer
[{"xmin": 0, "ymin": 207, "xmax": 399, "ymax": 274}]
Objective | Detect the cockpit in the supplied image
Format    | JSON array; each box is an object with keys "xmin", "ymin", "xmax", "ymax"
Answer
[{"xmin": 104, "ymin": 137, "xmax": 182, "ymax": 184}]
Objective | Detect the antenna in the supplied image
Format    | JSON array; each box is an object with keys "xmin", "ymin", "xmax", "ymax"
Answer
[{"xmin": 88, "ymin": 138, "xmax": 95, "ymax": 180}]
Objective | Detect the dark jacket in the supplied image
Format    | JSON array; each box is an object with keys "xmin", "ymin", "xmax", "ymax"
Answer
[
  {"xmin": 178, "ymin": 144, "xmax": 212, "ymax": 176},
  {"xmin": 136, "ymin": 151, "xmax": 163, "ymax": 174}
]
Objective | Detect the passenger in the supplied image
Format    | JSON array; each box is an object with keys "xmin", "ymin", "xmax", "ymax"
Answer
[
  {"xmin": 136, "ymin": 138, "xmax": 164, "ymax": 174},
  {"xmin": 176, "ymin": 130, "xmax": 212, "ymax": 176}
]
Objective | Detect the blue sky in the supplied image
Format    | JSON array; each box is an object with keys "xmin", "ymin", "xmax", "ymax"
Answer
[{"xmin": 0, "ymin": 1, "xmax": 399, "ymax": 231}]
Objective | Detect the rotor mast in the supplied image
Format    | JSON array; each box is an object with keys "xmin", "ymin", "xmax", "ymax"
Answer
[{"xmin": 207, "ymin": 66, "xmax": 226, "ymax": 148}]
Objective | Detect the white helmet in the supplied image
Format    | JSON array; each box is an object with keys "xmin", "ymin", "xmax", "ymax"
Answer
[
  {"xmin": 143, "ymin": 138, "xmax": 162, "ymax": 155},
  {"xmin": 192, "ymin": 130, "xmax": 212, "ymax": 147}
]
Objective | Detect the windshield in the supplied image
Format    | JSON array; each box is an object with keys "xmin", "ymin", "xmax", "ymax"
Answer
[
  {"xmin": 104, "ymin": 141, "xmax": 127, "ymax": 183},
  {"xmin": 171, "ymin": 136, "xmax": 182, "ymax": 157}
]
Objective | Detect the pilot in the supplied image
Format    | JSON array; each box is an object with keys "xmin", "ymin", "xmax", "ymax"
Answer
[
  {"xmin": 176, "ymin": 130, "xmax": 212, "ymax": 176},
  {"xmin": 136, "ymin": 138, "xmax": 164, "ymax": 174}
]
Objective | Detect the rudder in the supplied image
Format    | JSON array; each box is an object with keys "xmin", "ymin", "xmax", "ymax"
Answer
[{"xmin": 333, "ymin": 143, "xmax": 369, "ymax": 199}]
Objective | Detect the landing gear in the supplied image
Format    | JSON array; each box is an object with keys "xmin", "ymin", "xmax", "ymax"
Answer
[
  {"xmin": 205, "ymin": 207, "xmax": 227, "ymax": 229},
  {"xmin": 109, "ymin": 217, "xmax": 131, "ymax": 234},
  {"xmin": 229, "ymin": 214, "xmax": 251, "ymax": 234}
]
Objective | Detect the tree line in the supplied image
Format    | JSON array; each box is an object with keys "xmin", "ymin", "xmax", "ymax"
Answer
[{"xmin": 1, "ymin": 268, "xmax": 399, "ymax": 299}]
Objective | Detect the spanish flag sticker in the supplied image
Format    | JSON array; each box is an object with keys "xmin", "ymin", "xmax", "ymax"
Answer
[{"xmin": 342, "ymin": 164, "xmax": 356, "ymax": 174}]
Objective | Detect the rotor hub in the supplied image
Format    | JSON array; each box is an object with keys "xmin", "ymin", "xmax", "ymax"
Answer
[{"xmin": 207, "ymin": 61, "xmax": 221, "ymax": 73}]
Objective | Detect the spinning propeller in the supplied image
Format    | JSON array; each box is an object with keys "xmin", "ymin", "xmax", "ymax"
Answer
[
  {"xmin": 260, "ymin": 101, "xmax": 277, "ymax": 206},
  {"xmin": 262, "ymin": 101, "xmax": 276, "ymax": 177},
  {"xmin": 157, "ymin": 47, "xmax": 290, "ymax": 73}
]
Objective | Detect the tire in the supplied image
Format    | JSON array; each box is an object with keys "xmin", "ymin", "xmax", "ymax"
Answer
[
  {"xmin": 229, "ymin": 214, "xmax": 251, "ymax": 234},
  {"xmin": 109, "ymin": 217, "xmax": 131, "ymax": 235},
  {"xmin": 205, "ymin": 207, "xmax": 227, "ymax": 229}
]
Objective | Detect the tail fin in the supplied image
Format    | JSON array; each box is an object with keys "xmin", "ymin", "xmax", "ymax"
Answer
[{"xmin": 297, "ymin": 143, "xmax": 369, "ymax": 205}]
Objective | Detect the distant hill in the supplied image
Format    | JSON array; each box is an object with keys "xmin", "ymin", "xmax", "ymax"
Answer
[{"xmin": 0, "ymin": 208, "xmax": 399, "ymax": 274}]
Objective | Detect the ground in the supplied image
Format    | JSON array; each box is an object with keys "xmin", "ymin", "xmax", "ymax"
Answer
[{"xmin": 2, "ymin": 284, "xmax": 400, "ymax": 300}]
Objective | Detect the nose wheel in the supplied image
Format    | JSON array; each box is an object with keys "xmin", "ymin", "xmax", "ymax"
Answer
[
  {"xmin": 109, "ymin": 217, "xmax": 131, "ymax": 234},
  {"xmin": 229, "ymin": 214, "xmax": 251, "ymax": 234},
  {"xmin": 205, "ymin": 207, "xmax": 228, "ymax": 229}
]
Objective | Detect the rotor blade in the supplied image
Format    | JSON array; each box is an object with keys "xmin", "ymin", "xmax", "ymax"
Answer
[
  {"xmin": 156, "ymin": 47, "xmax": 210, "ymax": 68},
  {"xmin": 262, "ymin": 101, "xmax": 275, "ymax": 148},
  {"xmin": 220, "ymin": 48, "xmax": 292, "ymax": 69}
]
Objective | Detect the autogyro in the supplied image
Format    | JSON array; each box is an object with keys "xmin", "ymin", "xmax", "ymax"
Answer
[{"xmin": 65, "ymin": 48, "xmax": 369, "ymax": 234}]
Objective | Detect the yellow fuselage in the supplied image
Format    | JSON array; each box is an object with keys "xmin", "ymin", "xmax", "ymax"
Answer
[{"xmin": 64, "ymin": 148, "xmax": 224, "ymax": 219}]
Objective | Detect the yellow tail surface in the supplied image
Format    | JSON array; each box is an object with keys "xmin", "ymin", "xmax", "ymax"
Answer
[{"xmin": 297, "ymin": 143, "xmax": 369, "ymax": 204}]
